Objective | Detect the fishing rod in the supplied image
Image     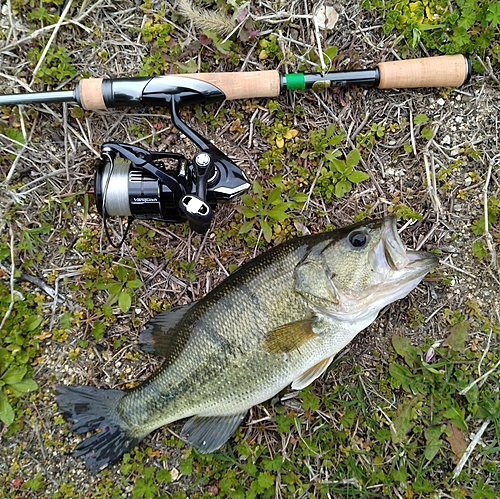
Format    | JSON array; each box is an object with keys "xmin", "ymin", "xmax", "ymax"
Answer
[{"xmin": 0, "ymin": 55, "xmax": 471, "ymax": 240}]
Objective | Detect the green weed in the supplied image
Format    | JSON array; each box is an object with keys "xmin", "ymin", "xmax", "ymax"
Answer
[
  {"xmin": 414, "ymin": 113, "xmax": 434, "ymax": 140},
  {"xmin": 388, "ymin": 201, "xmax": 423, "ymax": 221},
  {"xmin": 131, "ymin": 225, "xmax": 163, "ymax": 260},
  {"xmin": 471, "ymin": 195, "xmax": 499, "ymax": 236},
  {"xmin": 75, "ymin": 229, "xmax": 144, "ymax": 340},
  {"xmin": 315, "ymin": 147, "xmax": 369, "ymax": 201},
  {"xmin": 94, "ymin": 263, "xmax": 143, "ymax": 314},
  {"xmin": 27, "ymin": 6, "xmax": 58, "ymax": 24},
  {"xmin": 26, "ymin": 45, "xmax": 76, "ymax": 85},
  {"xmin": 356, "ymin": 121, "xmax": 386, "ymax": 150},
  {"xmin": 238, "ymin": 175, "xmax": 307, "ymax": 243},
  {"xmin": 0, "ymin": 250, "xmax": 43, "ymax": 428},
  {"xmin": 138, "ymin": 15, "xmax": 176, "ymax": 76},
  {"xmin": 364, "ymin": 0, "xmax": 500, "ymax": 68},
  {"xmin": 470, "ymin": 195, "xmax": 499, "ymax": 261},
  {"xmin": 258, "ymin": 119, "xmax": 370, "ymax": 205},
  {"xmin": 258, "ymin": 36, "xmax": 282, "ymax": 63}
]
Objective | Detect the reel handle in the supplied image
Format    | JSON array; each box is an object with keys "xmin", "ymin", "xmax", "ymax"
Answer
[{"xmin": 179, "ymin": 152, "xmax": 216, "ymax": 234}]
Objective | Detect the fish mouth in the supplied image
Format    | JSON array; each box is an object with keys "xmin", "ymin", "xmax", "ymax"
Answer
[
  {"xmin": 381, "ymin": 215, "xmax": 438, "ymax": 275},
  {"xmin": 369, "ymin": 216, "xmax": 438, "ymax": 311}
]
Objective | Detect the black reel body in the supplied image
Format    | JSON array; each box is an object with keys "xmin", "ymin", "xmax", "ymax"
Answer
[
  {"xmin": 95, "ymin": 142, "xmax": 250, "ymax": 237},
  {"xmin": 93, "ymin": 78, "xmax": 250, "ymax": 242}
]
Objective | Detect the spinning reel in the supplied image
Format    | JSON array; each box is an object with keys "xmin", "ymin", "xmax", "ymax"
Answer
[{"xmin": 91, "ymin": 77, "xmax": 250, "ymax": 245}]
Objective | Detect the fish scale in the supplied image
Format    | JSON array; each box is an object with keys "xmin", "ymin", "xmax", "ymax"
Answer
[{"xmin": 56, "ymin": 216, "xmax": 438, "ymax": 473}]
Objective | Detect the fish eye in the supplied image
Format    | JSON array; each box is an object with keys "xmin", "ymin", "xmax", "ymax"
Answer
[{"xmin": 348, "ymin": 230, "xmax": 369, "ymax": 249}]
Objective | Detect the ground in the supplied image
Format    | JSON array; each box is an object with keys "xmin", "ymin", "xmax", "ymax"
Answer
[{"xmin": 0, "ymin": 1, "xmax": 499, "ymax": 498}]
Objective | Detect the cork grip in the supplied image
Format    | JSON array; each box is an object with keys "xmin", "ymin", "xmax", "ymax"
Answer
[
  {"xmin": 180, "ymin": 70, "xmax": 282, "ymax": 100},
  {"xmin": 78, "ymin": 78, "xmax": 106, "ymax": 110},
  {"xmin": 377, "ymin": 55, "xmax": 469, "ymax": 89}
]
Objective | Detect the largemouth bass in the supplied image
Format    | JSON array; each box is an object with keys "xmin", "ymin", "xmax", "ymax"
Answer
[{"xmin": 56, "ymin": 216, "xmax": 437, "ymax": 473}]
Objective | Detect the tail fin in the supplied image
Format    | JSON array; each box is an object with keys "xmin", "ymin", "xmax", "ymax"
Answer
[{"xmin": 56, "ymin": 385, "xmax": 143, "ymax": 474}]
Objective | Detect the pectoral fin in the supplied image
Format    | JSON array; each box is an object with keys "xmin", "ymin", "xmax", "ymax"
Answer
[
  {"xmin": 291, "ymin": 356, "xmax": 334, "ymax": 390},
  {"xmin": 180, "ymin": 412, "xmax": 247, "ymax": 453},
  {"xmin": 138, "ymin": 302, "xmax": 196, "ymax": 357},
  {"xmin": 263, "ymin": 318, "xmax": 317, "ymax": 354}
]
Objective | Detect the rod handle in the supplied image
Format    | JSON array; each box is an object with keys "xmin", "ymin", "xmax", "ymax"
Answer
[
  {"xmin": 377, "ymin": 54, "xmax": 471, "ymax": 89},
  {"xmin": 78, "ymin": 78, "xmax": 106, "ymax": 109}
]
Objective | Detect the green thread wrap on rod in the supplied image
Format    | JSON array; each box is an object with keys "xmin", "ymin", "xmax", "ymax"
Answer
[{"xmin": 284, "ymin": 73, "xmax": 305, "ymax": 90}]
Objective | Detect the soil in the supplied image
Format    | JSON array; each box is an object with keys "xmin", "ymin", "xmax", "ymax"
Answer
[{"xmin": 0, "ymin": 0, "xmax": 499, "ymax": 496}]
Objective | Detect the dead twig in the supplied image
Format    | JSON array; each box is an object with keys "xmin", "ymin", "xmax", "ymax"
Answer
[
  {"xmin": 481, "ymin": 154, "xmax": 499, "ymax": 274},
  {"xmin": 452, "ymin": 418, "xmax": 491, "ymax": 480},
  {"xmin": 0, "ymin": 227, "xmax": 16, "ymax": 331}
]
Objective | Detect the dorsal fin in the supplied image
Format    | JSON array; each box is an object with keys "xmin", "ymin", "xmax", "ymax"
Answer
[
  {"xmin": 291, "ymin": 356, "xmax": 334, "ymax": 390},
  {"xmin": 138, "ymin": 302, "xmax": 197, "ymax": 357},
  {"xmin": 263, "ymin": 318, "xmax": 317, "ymax": 354}
]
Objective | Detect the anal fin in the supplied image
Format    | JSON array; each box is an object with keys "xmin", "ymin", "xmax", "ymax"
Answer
[
  {"xmin": 180, "ymin": 412, "xmax": 247, "ymax": 454},
  {"xmin": 292, "ymin": 356, "xmax": 334, "ymax": 390}
]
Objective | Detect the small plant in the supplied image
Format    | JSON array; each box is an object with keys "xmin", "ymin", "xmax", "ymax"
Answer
[
  {"xmin": 356, "ymin": 122, "xmax": 386, "ymax": 150},
  {"xmin": 26, "ymin": 45, "xmax": 76, "ymax": 85},
  {"xmin": 179, "ymin": 261, "xmax": 197, "ymax": 282},
  {"xmin": 138, "ymin": 16, "xmax": 177, "ymax": 76},
  {"xmin": 388, "ymin": 200, "xmax": 423, "ymax": 221},
  {"xmin": 27, "ymin": 7, "xmax": 58, "ymax": 24},
  {"xmin": 470, "ymin": 195, "xmax": 499, "ymax": 260},
  {"xmin": 130, "ymin": 225, "xmax": 162, "ymax": 260},
  {"xmin": 1, "ymin": 127, "xmax": 25, "ymax": 163},
  {"xmin": 0, "ymin": 250, "xmax": 45, "ymax": 428},
  {"xmin": 239, "ymin": 176, "xmax": 307, "ymax": 243},
  {"xmin": 95, "ymin": 263, "xmax": 143, "ymax": 314},
  {"xmin": 414, "ymin": 113, "xmax": 434, "ymax": 140},
  {"xmin": 141, "ymin": 17, "xmax": 174, "ymax": 49},
  {"xmin": 305, "ymin": 125, "xmax": 345, "ymax": 158},
  {"xmin": 315, "ymin": 148, "xmax": 369, "ymax": 201},
  {"xmin": 0, "ymin": 352, "xmax": 38, "ymax": 426},
  {"xmin": 258, "ymin": 35, "xmax": 282, "ymax": 62},
  {"xmin": 471, "ymin": 195, "xmax": 499, "ymax": 236},
  {"xmin": 271, "ymin": 122, "xmax": 299, "ymax": 149}
]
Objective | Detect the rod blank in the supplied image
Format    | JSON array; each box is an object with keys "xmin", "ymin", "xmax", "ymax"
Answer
[{"xmin": 0, "ymin": 89, "xmax": 76, "ymax": 106}]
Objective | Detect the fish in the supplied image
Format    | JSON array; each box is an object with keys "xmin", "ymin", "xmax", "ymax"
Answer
[{"xmin": 56, "ymin": 216, "xmax": 438, "ymax": 473}]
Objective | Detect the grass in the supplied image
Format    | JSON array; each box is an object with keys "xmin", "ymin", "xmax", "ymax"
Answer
[
  {"xmin": 1, "ymin": 0, "xmax": 499, "ymax": 497},
  {"xmin": 4, "ymin": 305, "xmax": 498, "ymax": 498},
  {"xmin": 364, "ymin": 0, "xmax": 500, "ymax": 70}
]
